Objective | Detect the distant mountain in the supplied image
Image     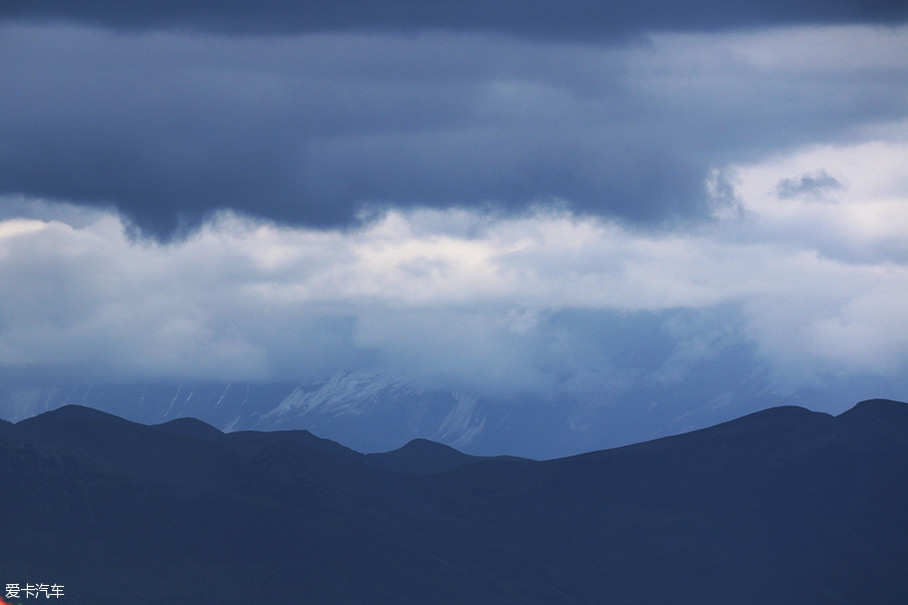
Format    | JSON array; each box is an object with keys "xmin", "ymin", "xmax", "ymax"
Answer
[
  {"xmin": 364, "ymin": 438, "xmax": 527, "ymax": 474},
  {"xmin": 0, "ymin": 374, "xmax": 499, "ymax": 454},
  {"xmin": 0, "ymin": 366, "xmax": 806, "ymax": 459},
  {"xmin": 1, "ymin": 400, "xmax": 907, "ymax": 603}
]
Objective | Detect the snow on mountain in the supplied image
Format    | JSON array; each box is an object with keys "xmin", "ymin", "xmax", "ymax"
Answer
[
  {"xmin": 259, "ymin": 371, "xmax": 409, "ymax": 421},
  {"xmin": 250, "ymin": 371, "xmax": 496, "ymax": 453},
  {"xmin": 0, "ymin": 386, "xmax": 64, "ymax": 422},
  {"xmin": 437, "ymin": 393, "xmax": 485, "ymax": 449},
  {"xmin": 0, "ymin": 372, "xmax": 498, "ymax": 454}
]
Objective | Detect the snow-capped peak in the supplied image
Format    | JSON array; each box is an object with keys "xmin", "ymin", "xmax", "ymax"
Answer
[{"xmin": 260, "ymin": 370, "xmax": 411, "ymax": 421}]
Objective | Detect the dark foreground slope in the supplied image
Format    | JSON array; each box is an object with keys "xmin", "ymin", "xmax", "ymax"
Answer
[{"xmin": 1, "ymin": 400, "xmax": 907, "ymax": 604}]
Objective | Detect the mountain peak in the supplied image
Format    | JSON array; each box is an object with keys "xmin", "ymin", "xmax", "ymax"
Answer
[
  {"xmin": 365, "ymin": 437, "xmax": 480, "ymax": 474},
  {"xmin": 399, "ymin": 437, "xmax": 468, "ymax": 456},
  {"xmin": 835, "ymin": 398, "xmax": 908, "ymax": 438},
  {"xmin": 152, "ymin": 417, "xmax": 224, "ymax": 441},
  {"xmin": 837, "ymin": 398, "xmax": 908, "ymax": 421},
  {"xmin": 849, "ymin": 398, "xmax": 908, "ymax": 411},
  {"xmin": 696, "ymin": 404, "xmax": 831, "ymax": 438},
  {"xmin": 22, "ymin": 404, "xmax": 133, "ymax": 426}
]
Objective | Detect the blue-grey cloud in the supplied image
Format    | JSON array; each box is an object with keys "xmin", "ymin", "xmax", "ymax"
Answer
[
  {"xmin": 3, "ymin": 0, "xmax": 907, "ymax": 37},
  {"xmin": 2, "ymin": 24, "xmax": 907, "ymax": 237},
  {"xmin": 776, "ymin": 170, "xmax": 845, "ymax": 199}
]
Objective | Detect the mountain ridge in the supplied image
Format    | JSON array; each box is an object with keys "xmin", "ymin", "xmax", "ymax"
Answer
[
  {"xmin": 0, "ymin": 399, "xmax": 906, "ymax": 603},
  {"xmin": 0, "ymin": 367, "xmax": 830, "ymax": 459}
]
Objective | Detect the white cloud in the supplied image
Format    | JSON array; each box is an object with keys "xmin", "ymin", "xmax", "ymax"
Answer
[
  {"xmin": 2, "ymin": 129, "xmax": 908, "ymax": 393},
  {"xmin": 716, "ymin": 132, "xmax": 908, "ymax": 384}
]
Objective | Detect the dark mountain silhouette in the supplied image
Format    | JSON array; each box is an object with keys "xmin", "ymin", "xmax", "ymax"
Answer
[
  {"xmin": 363, "ymin": 438, "xmax": 528, "ymax": 474},
  {"xmin": 1, "ymin": 400, "xmax": 907, "ymax": 604},
  {"xmin": 151, "ymin": 417, "xmax": 227, "ymax": 441},
  {"xmin": 364, "ymin": 437, "xmax": 484, "ymax": 473}
]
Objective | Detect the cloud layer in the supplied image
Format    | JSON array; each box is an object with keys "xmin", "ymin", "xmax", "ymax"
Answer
[
  {"xmin": 5, "ymin": 0, "xmax": 906, "ymax": 37},
  {"xmin": 3, "ymin": 131, "xmax": 908, "ymax": 402},
  {"xmin": 2, "ymin": 24, "xmax": 907, "ymax": 235}
]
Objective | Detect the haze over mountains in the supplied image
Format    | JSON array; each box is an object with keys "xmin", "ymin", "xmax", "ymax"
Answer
[
  {"xmin": 0, "ymin": 364, "xmax": 871, "ymax": 459},
  {"xmin": 1, "ymin": 399, "xmax": 907, "ymax": 604}
]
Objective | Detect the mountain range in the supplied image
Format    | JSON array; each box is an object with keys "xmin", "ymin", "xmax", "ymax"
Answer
[
  {"xmin": 0, "ymin": 366, "xmax": 831, "ymax": 459},
  {"xmin": 1, "ymin": 399, "xmax": 907, "ymax": 603}
]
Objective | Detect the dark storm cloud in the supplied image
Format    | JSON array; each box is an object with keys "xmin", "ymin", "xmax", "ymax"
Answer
[
  {"xmin": 2, "ymin": 22, "xmax": 908, "ymax": 237},
  {"xmin": 776, "ymin": 170, "xmax": 845, "ymax": 199},
  {"xmin": 3, "ymin": 0, "xmax": 907, "ymax": 37},
  {"xmin": 0, "ymin": 26, "xmax": 708, "ymax": 236}
]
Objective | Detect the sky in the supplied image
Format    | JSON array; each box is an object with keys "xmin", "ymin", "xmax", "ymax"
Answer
[{"xmin": 2, "ymin": 1, "xmax": 908, "ymax": 430}]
